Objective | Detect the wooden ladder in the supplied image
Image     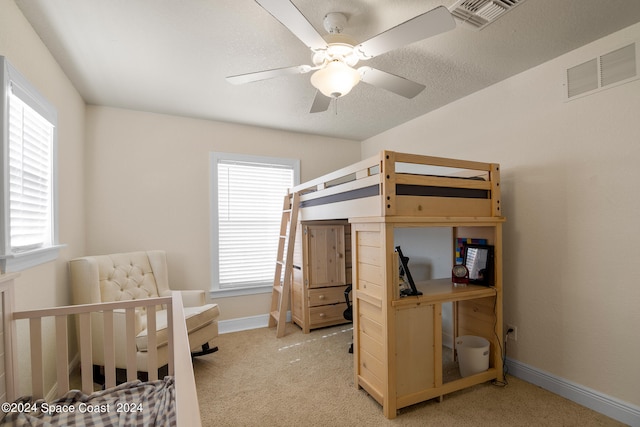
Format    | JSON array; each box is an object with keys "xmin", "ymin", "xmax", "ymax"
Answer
[{"xmin": 269, "ymin": 191, "xmax": 299, "ymax": 338}]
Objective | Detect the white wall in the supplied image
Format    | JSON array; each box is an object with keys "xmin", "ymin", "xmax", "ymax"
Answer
[
  {"xmin": 0, "ymin": 0, "xmax": 86, "ymax": 394},
  {"xmin": 362, "ymin": 23, "xmax": 640, "ymax": 407},
  {"xmin": 84, "ymin": 106, "xmax": 361, "ymax": 320}
]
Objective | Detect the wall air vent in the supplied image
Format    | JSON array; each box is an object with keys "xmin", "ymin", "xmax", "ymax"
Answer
[
  {"xmin": 565, "ymin": 42, "xmax": 639, "ymax": 101},
  {"xmin": 600, "ymin": 43, "xmax": 636, "ymax": 87},
  {"xmin": 449, "ymin": 0, "xmax": 527, "ymax": 30},
  {"xmin": 567, "ymin": 59, "xmax": 598, "ymax": 98}
]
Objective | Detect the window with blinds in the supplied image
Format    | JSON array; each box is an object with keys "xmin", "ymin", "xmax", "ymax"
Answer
[
  {"xmin": 210, "ymin": 153, "xmax": 299, "ymax": 295},
  {"xmin": 1, "ymin": 56, "xmax": 60, "ymax": 273},
  {"xmin": 8, "ymin": 93, "xmax": 53, "ymax": 251}
]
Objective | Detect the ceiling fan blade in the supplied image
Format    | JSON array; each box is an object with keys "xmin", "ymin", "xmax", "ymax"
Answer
[
  {"xmin": 226, "ymin": 65, "xmax": 311, "ymax": 85},
  {"xmin": 310, "ymin": 91, "xmax": 331, "ymax": 113},
  {"xmin": 255, "ymin": 0, "xmax": 327, "ymax": 50},
  {"xmin": 355, "ymin": 6, "xmax": 455, "ymax": 59},
  {"xmin": 359, "ymin": 67, "xmax": 425, "ymax": 99}
]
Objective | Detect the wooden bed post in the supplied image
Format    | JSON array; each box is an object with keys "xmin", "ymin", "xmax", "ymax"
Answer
[
  {"xmin": 381, "ymin": 151, "xmax": 397, "ymax": 216},
  {"xmin": 490, "ymin": 163, "xmax": 501, "ymax": 217},
  {"xmin": 382, "ymin": 221, "xmax": 396, "ymax": 418}
]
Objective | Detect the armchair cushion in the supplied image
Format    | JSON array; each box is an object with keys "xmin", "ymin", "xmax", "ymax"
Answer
[{"xmin": 136, "ymin": 304, "xmax": 220, "ymax": 352}]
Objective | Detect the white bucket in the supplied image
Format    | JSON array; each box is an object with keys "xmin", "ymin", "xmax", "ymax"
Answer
[{"xmin": 456, "ymin": 335, "xmax": 490, "ymax": 377}]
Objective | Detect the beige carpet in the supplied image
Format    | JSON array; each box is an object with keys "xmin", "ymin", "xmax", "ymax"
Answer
[{"xmin": 194, "ymin": 323, "xmax": 623, "ymax": 427}]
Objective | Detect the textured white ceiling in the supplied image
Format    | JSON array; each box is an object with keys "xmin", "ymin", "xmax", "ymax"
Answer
[{"xmin": 15, "ymin": 0, "xmax": 640, "ymax": 141}]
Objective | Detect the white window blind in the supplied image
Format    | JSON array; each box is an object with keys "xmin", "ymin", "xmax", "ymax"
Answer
[
  {"xmin": 211, "ymin": 153, "xmax": 299, "ymax": 295},
  {"xmin": 0, "ymin": 56, "xmax": 61, "ymax": 273},
  {"xmin": 8, "ymin": 92, "xmax": 53, "ymax": 251}
]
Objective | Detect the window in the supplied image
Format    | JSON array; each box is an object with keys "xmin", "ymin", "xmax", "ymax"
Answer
[
  {"xmin": 210, "ymin": 152, "xmax": 299, "ymax": 297},
  {"xmin": 0, "ymin": 57, "xmax": 61, "ymax": 273}
]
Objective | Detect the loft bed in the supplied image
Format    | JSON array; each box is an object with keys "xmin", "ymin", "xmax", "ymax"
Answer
[
  {"xmin": 292, "ymin": 150, "xmax": 502, "ymax": 221},
  {"xmin": 290, "ymin": 150, "xmax": 505, "ymax": 419},
  {"xmin": 0, "ymin": 274, "xmax": 201, "ymax": 427}
]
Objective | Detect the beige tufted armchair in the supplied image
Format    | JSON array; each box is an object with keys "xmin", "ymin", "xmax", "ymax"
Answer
[{"xmin": 69, "ymin": 250, "xmax": 219, "ymax": 379}]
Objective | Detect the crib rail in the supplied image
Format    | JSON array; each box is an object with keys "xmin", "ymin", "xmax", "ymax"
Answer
[{"xmin": 12, "ymin": 296, "xmax": 175, "ymax": 399}]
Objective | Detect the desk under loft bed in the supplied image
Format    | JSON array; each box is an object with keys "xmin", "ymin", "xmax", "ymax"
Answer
[{"xmin": 290, "ymin": 150, "xmax": 505, "ymax": 419}]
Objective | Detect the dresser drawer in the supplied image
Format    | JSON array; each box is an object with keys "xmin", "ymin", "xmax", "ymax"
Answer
[
  {"xmin": 309, "ymin": 304, "xmax": 348, "ymax": 326},
  {"xmin": 308, "ymin": 285, "xmax": 349, "ymax": 307}
]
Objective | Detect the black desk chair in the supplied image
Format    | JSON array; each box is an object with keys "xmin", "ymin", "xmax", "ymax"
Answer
[{"xmin": 343, "ymin": 285, "xmax": 353, "ymax": 353}]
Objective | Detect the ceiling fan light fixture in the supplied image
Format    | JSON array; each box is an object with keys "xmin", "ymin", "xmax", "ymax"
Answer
[{"xmin": 310, "ymin": 60, "xmax": 361, "ymax": 98}]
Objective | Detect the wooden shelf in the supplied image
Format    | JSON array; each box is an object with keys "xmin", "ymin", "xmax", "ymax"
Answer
[{"xmin": 392, "ymin": 278, "xmax": 497, "ymax": 307}]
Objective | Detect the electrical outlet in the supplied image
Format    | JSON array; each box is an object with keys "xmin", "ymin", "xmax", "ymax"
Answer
[{"xmin": 506, "ymin": 324, "xmax": 518, "ymax": 341}]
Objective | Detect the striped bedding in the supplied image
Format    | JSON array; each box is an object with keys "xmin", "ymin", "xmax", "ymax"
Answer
[{"xmin": 1, "ymin": 377, "xmax": 175, "ymax": 427}]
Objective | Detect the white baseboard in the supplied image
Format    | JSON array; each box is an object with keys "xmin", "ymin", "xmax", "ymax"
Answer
[
  {"xmin": 506, "ymin": 357, "xmax": 640, "ymax": 426},
  {"xmin": 46, "ymin": 353, "xmax": 81, "ymax": 402},
  {"xmin": 68, "ymin": 352, "xmax": 80, "ymax": 374},
  {"xmin": 219, "ymin": 311, "xmax": 291, "ymax": 334}
]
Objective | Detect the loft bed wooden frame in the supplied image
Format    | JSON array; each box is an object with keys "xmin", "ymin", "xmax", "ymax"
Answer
[
  {"xmin": 290, "ymin": 150, "xmax": 505, "ymax": 419},
  {"xmin": 0, "ymin": 274, "xmax": 201, "ymax": 426},
  {"xmin": 292, "ymin": 150, "xmax": 502, "ymax": 221}
]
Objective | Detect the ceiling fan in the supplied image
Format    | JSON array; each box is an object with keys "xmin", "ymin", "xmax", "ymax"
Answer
[{"xmin": 226, "ymin": 0, "xmax": 456, "ymax": 113}]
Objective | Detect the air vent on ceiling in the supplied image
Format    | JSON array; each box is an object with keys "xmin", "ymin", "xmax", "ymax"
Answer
[
  {"xmin": 566, "ymin": 42, "xmax": 638, "ymax": 100},
  {"xmin": 449, "ymin": 0, "xmax": 527, "ymax": 30}
]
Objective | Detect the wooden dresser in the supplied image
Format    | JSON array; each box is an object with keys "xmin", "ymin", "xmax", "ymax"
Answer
[{"xmin": 291, "ymin": 220, "xmax": 352, "ymax": 333}]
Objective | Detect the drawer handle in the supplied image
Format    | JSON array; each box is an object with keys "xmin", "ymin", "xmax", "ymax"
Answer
[
  {"xmin": 319, "ymin": 313, "xmax": 326, "ymax": 318},
  {"xmin": 319, "ymin": 295, "xmax": 325, "ymax": 300}
]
